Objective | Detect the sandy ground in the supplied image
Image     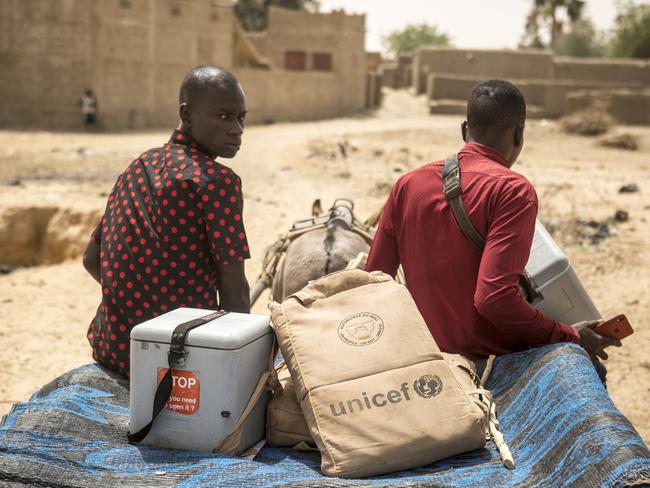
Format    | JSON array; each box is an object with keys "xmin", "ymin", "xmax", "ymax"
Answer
[{"xmin": 0, "ymin": 89, "xmax": 649, "ymax": 444}]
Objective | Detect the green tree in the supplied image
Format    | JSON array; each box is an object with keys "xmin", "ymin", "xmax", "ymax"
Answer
[
  {"xmin": 520, "ymin": 0, "xmax": 585, "ymax": 49},
  {"xmin": 608, "ymin": 2, "xmax": 650, "ymax": 59},
  {"xmin": 554, "ymin": 19, "xmax": 607, "ymax": 57},
  {"xmin": 234, "ymin": 0, "xmax": 320, "ymax": 31},
  {"xmin": 383, "ymin": 24, "xmax": 451, "ymax": 57}
]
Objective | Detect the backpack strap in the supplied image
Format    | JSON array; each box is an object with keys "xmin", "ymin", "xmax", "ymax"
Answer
[
  {"xmin": 442, "ymin": 154, "xmax": 543, "ymax": 304},
  {"xmin": 127, "ymin": 310, "xmax": 229, "ymax": 444},
  {"xmin": 442, "ymin": 154, "xmax": 486, "ymax": 249},
  {"xmin": 214, "ymin": 337, "xmax": 278, "ymax": 455}
]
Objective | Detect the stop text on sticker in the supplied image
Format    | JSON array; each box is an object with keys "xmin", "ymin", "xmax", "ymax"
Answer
[{"xmin": 157, "ymin": 368, "xmax": 201, "ymax": 415}]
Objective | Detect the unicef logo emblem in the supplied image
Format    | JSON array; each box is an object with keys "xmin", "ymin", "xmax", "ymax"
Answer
[
  {"xmin": 337, "ymin": 313, "xmax": 384, "ymax": 346},
  {"xmin": 413, "ymin": 375, "xmax": 443, "ymax": 398}
]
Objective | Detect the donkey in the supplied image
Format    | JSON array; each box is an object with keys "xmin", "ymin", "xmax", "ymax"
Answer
[{"xmin": 250, "ymin": 199, "xmax": 375, "ymax": 305}]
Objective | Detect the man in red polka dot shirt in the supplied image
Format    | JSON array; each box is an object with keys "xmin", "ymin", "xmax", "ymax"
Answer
[{"xmin": 83, "ymin": 66, "xmax": 250, "ymax": 377}]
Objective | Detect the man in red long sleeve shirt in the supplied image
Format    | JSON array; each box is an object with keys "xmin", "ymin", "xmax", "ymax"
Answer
[{"xmin": 366, "ymin": 79, "xmax": 618, "ymax": 363}]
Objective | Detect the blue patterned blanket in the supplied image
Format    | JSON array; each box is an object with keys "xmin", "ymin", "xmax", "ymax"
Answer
[{"xmin": 1, "ymin": 343, "xmax": 649, "ymax": 487}]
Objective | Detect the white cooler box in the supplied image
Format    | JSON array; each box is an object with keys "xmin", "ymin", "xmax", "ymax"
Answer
[
  {"xmin": 129, "ymin": 308, "xmax": 273, "ymax": 452},
  {"xmin": 525, "ymin": 220, "xmax": 600, "ymax": 323}
]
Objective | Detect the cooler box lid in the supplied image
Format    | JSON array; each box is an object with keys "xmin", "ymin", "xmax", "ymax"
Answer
[
  {"xmin": 525, "ymin": 220, "xmax": 570, "ymax": 288},
  {"xmin": 131, "ymin": 308, "xmax": 271, "ymax": 350}
]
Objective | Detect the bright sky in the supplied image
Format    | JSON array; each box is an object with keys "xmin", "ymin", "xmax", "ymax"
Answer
[{"xmin": 318, "ymin": 0, "xmax": 630, "ymax": 54}]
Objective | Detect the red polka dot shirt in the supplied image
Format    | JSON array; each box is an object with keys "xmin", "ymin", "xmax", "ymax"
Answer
[{"xmin": 87, "ymin": 130, "xmax": 250, "ymax": 377}]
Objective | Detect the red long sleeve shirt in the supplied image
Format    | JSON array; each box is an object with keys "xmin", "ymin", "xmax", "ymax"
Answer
[{"xmin": 366, "ymin": 142, "xmax": 580, "ymax": 359}]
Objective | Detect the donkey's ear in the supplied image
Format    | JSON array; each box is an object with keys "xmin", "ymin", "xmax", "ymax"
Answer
[{"xmin": 312, "ymin": 199, "xmax": 323, "ymax": 217}]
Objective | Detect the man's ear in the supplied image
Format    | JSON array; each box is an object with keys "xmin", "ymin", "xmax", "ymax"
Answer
[
  {"xmin": 179, "ymin": 103, "xmax": 191, "ymax": 127},
  {"xmin": 461, "ymin": 120, "xmax": 468, "ymax": 142},
  {"xmin": 513, "ymin": 125, "xmax": 524, "ymax": 148}
]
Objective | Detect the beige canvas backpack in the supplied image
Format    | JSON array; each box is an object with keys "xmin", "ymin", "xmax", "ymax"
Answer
[
  {"xmin": 269, "ymin": 269, "xmax": 492, "ymax": 478},
  {"xmin": 266, "ymin": 362, "xmax": 314, "ymax": 449}
]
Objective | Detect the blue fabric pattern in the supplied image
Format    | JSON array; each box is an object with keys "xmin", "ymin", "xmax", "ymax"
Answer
[{"xmin": 1, "ymin": 343, "xmax": 648, "ymax": 487}]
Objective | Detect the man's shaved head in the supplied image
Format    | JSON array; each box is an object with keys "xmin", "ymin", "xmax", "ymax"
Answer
[
  {"xmin": 466, "ymin": 80, "xmax": 526, "ymax": 135},
  {"xmin": 177, "ymin": 65, "xmax": 246, "ymax": 160},
  {"xmin": 179, "ymin": 65, "xmax": 240, "ymax": 105}
]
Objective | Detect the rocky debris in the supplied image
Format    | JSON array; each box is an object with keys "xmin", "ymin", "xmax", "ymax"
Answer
[
  {"xmin": 307, "ymin": 139, "xmax": 358, "ymax": 161},
  {"xmin": 6, "ymin": 177, "xmax": 22, "ymax": 186},
  {"xmin": 0, "ymin": 265, "xmax": 17, "ymax": 275},
  {"xmin": 614, "ymin": 210, "xmax": 629, "ymax": 222},
  {"xmin": 369, "ymin": 181, "xmax": 392, "ymax": 197},
  {"xmin": 619, "ymin": 183, "xmax": 639, "ymax": 193},
  {"xmin": 0, "ymin": 206, "xmax": 101, "ymax": 267},
  {"xmin": 560, "ymin": 108, "xmax": 615, "ymax": 136},
  {"xmin": 576, "ymin": 219, "xmax": 614, "ymax": 244},
  {"xmin": 337, "ymin": 142, "xmax": 348, "ymax": 159},
  {"xmin": 575, "ymin": 209, "xmax": 630, "ymax": 245},
  {"xmin": 599, "ymin": 133, "xmax": 639, "ymax": 151}
]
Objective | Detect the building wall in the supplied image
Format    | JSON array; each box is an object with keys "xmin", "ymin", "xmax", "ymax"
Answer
[
  {"xmin": 0, "ymin": 2, "xmax": 368, "ymax": 130},
  {"xmin": 247, "ymin": 7, "xmax": 366, "ymax": 114},
  {"xmin": 237, "ymin": 68, "xmax": 342, "ymax": 123},
  {"xmin": 418, "ymin": 47, "xmax": 650, "ymax": 123},
  {"xmin": 0, "ymin": 0, "xmax": 233, "ymax": 130},
  {"xmin": 553, "ymin": 57, "xmax": 649, "ymax": 84},
  {"xmin": 366, "ymin": 52, "xmax": 381, "ymax": 72},
  {"xmin": 427, "ymin": 73, "xmax": 644, "ymax": 117},
  {"xmin": 379, "ymin": 63, "xmax": 399, "ymax": 89},
  {"xmin": 413, "ymin": 47, "xmax": 650, "ymax": 95},
  {"xmin": 0, "ymin": 0, "xmax": 94, "ymax": 128},
  {"xmin": 413, "ymin": 48, "xmax": 555, "ymax": 94},
  {"xmin": 567, "ymin": 89, "xmax": 650, "ymax": 125}
]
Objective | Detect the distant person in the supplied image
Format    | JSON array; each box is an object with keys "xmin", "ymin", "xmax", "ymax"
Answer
[
  {"xmin": 83, "ymin": 66, "xmax": 250, "ymax": 377},
  {"xmin": 80, "ymin": 88, "xmax": 98, "ymax": 128},
  {"xmin": 366, "ymin": 79, "xmax": 619, "ymax": 370}
]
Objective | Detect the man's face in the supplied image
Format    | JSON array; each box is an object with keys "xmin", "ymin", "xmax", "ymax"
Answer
[{"xmin": 186, "ymin": 83, "xmax": 247, "ymax": 159}]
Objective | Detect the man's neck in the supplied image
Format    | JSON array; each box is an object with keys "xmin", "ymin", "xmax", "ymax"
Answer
[{"xmin": 466, "ymin": 136, "xmax": 511, "ymax": 165}]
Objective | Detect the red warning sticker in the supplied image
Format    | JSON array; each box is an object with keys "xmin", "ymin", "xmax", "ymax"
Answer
[{"xmin": 157, "ymin": 368, "xmax": 200, "ymax": 415}]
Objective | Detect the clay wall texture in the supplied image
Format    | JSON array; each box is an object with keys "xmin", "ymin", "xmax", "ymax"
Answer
[
  {"xmin": 248, "ymin": 7, "xmax": 366, "ymax": 115},
  {"xmin": 427, "ymin": 74, "xmax": 644, "ymax": 118},
  {"xmin": 413, "ymin": 48, "xmax": 555, "ymax": 94},
  {"xmin": 379, "ymin": 63, "xmax": 399, "ymax": 89},
  {"xmin": 0, "ymin": 1, "xmax": 369, "ymax": 130},
  {"xmin": 415, "ymin": 47, "xmax": 650, "ymax": 123},
  {"xmin": 567, "ymin": 89, "xmax": 650, "ymax": 125}
]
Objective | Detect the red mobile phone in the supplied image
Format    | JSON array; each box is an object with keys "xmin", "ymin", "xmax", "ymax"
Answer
[{"xmin": 594, "ymin": 314, "xmax": 633, "ymax": 340}]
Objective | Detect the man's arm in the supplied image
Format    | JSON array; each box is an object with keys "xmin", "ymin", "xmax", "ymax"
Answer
[
  {"xmin": 366, "ymin": 189, "xmax": 400, "ymax": 277},
  {"xmin": 83, "ymin": 238, "xmax": 101, "ymax": 284},
  {"xmin": 473, "ymin": 190, "xmax": 619, "ymax": 359},
  {"xmin": 217, "ymin": 261, "xmax": 250, "ymax": 313},
  {"xmin": 473, "ymin": 192, "xmax": 580, "ymax": 346}
]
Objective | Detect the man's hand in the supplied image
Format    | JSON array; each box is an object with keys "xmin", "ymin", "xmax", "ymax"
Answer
[{"xmin": 573, "ymin": 319, "xmax": 622, "ymax": 362}]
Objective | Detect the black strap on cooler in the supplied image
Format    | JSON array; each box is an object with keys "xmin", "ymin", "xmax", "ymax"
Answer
[
  {"xmin": 127, "ymin": 310, "xmax": 229, "ymax": 444},
  {"xmin": 442, "ymin": 154, "xmax": 542, "ymax": 304}
]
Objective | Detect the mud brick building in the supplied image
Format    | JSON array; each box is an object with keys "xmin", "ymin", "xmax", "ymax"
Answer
[
  {"xmin": 412, "ymin": 48, "xmax": 650, "ymax": 124},
  {"xmin": 0, "ymin": 0, "xmax": 372, "ymax": 130}
]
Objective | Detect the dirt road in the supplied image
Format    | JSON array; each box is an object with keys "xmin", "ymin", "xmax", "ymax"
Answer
[{"xmin": 0, "ymin": 90, "xmax": 648, "ymax": 443}]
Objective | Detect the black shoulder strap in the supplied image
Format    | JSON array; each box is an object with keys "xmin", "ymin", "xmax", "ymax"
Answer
[
  {"xmin": 442, "ymin": 154, "xmax": 486, "ymax": 249},
  {"xmin": 442, "ymin": 154, "xmax": 542, "ymax": 304},
  {"xmin": 127, "ymin": 310, "xmax": 229, "ymax": 444}
]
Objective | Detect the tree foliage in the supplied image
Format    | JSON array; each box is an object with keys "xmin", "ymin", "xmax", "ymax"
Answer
[
  {"xmin": 383, "ymin": 23, "xmax": 451, "ymax": 57},
  {"xmin": 234, "ymin": 0, "xmax": 320, "ymax": 31},
  {"xmin": 553, "ymin": 19, "xmax": 606, "ymax": 57},
  {"xmin": 608, "ymin": 2, "xmax": 650, "ymax": 59},
  {"xmin": 520, "ymin": 0, "xmax": 585, "ymax": 49}
]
